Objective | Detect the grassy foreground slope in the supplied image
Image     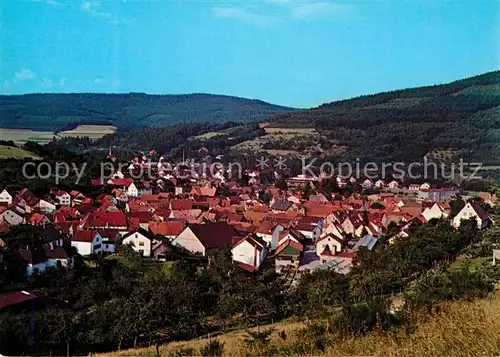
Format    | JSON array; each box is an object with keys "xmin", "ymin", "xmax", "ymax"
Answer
[
  {"xmin": 102, "ymin": 294, "xmax": 500, "ymax": 357},
  {"xmin": 271, "ymin": 71, "xmax": 500, "ymax": 163}
]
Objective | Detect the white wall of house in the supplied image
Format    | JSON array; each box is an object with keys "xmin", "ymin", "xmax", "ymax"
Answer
[
  {"xmin": 342, "ymin": 218, "xmax": 355, "ymax": 236},
  {"xmin": 2, "ymin": 210, "xmax": 24, "ymax": 226},
  {"xmin": 127, "ymin": 183, "xmax": 139, "ymax": 197},
  {"xmin": 321, "ymin": 223, "xmax": 344, "ymax": 240},
  {"xmin": 72, "ymin": 241, "xmax": 92, "ymax": 255},
  {"xmin": 232, "ymin": 240, "xmax": 266, "ymax": 268},
  {"xmin": 453, "ymin": 202, "xmax": 486, "ymax": 229},
  {"xmin": 299, "ymin": 226, "xmax": 321, "ymax": 241},
  {"xmin": 122, "ymin": 232, "xmax": 152, "ymax": 257},
  {"xmin": 271, "ymin": 225, "xmax": 284, "ymax": 250},
  {"xmin": 39, "ymin": 200, "xmax": 57, "ymax": 213},
  {"xmin": 26, "ymin": 260, "xmax": 57, "ymax": 275},
  {"xmin": 72, "ymin": 233, "xmax": 103, "ymax": 255},
  {"xmin": 0, "ymin": 190, "xmax": 12, "ymax": 205},
  {"xmin": 316, "ymin": 236, "xmax": 342, "ymax": 256},
  {"xmin": 57, "ymin": 194, "xmax": 71, "ymax": 206},
  {"xmin": 422, "ymin": 203, "xmax": 448, "ymax": 222},
  {"xmin": 172, "ymin": 228, "xmax": 206, "ymax": 255}
]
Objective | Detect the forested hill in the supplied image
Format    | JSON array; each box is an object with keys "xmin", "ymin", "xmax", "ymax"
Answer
[
  {"xmin": 0, "ymin": 93, "xmax": 295, "ymax": 131},
  {"xmin": 270, "ymin": 71, "xmax": 500, "ymax": 163}
]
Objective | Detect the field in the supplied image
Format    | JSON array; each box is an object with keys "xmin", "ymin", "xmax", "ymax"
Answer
[
  {"xmin": 232, "ymin": 129, "xmax": 323, "ymax": 157},
  {"xmin": 0, "ymin": 145, "xmax": 41, "ymax": 159},
  {"xmin": 58, "ymin": 125, "xmax": 117, "ymax": 139},
  {"xmin": 263, "ymin": 127, "xmax": 317, "ymax": 135},
  {"xmin": 101, "ymin": 294, "xmax": 500, "ymax": 357},
  {"xmin": 0, "ymin": 128, "xmax": 57, "ymax": 145}
]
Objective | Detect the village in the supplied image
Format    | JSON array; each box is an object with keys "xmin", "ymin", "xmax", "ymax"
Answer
[{"xmin": 0, "ymin": 149, "xmax": 495, "ymax": 287}]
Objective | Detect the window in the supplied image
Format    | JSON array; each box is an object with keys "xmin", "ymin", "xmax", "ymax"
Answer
[{"xmin": 139, "ymin": 241, "xmax": 145, "ymax": 247}]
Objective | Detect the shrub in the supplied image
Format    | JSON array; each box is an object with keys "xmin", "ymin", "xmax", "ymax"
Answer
[{"xmin": 199, "ymin": 339, "xmax": 224, "ymax": 357}]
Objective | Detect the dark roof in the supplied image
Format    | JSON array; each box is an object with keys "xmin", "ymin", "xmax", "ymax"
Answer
[
  {"xmin": 271, "ymin": 199, "xmax": 293, "ymax": 211},
  {"xmin": 470, "ymin": 203, "xmax": 490, "ymax": 221},
  {"xmin": 121, "ymin": 227, "xmax": 156, "ymax": 241},
  {"xmin": 0, "ymin": 291, "xmax": 37, "ymax": 310},
  {"xmin": 189, "ymin": 222, "xmax": 235, "ymax": 249}
]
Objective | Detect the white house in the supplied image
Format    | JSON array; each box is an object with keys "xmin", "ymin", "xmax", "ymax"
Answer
[
  {"xmin": 121, "ymin": 228, "xmax": 155, "ymax": 257},
  {"xmin": 320, "ymin": 223, "xmax": 344, "ymax": 241},
  {"xmin": 420, "ymin": 182, "xmax": 431, "ymax": 190},
  {"xmin": 232, "ymin": 235, "xmax": 267, "ymax": 270},
  {"xmin": 173, "ymin": 222, "xmax": 234, "ymax": 256},
  {"xmin": 21, "ymin": 246, "xmax": 70, "ymax": 275},
  {"xmin": 374, "ymin": 180, "xmax": 385, "ymax": 188},
  {"xmin": 38, "ymin": 199, "xmax": 57, "ymax": 213},
  {"xmin": 422, "ymin": 202, "xmax": 449, "ymax": 222},
  {"xmin": 72, "ymin": 231, "xmax": 104, "ymax": 255},
  {"xmin": 452, "ymin": 202, "xmax": 492, "ymax": 229},
  {"xmin": 55, "ymin": 191, "xmax": 71, "ymax": 206},
  {"xmin": 362, "ymin": 179, "xmax": 373, "ymax": 189},
  {"xmin": 127, "ymin": 182, "xmax": 139, "ymax": 198},
  {"xmin": 1, "ymin": 209, "xmax": 24, "ymax": 226},
  {"xmin": 255, "ymin": 222, "xmax": 284, "ymax": 250},
  {"xmin": 297, "ymin": 223, "xmax": 322, "ymax": 241},
  {"xmin": 388, "ymin": 180, "xmax": 399, "ymax": 190},
  {"xmin": 316, "ymin": 233, "xmax": 343, "ymax": 257},
  {"xmin": 0, "ymin": 189, "xmax": 12, "ymax": 205}
]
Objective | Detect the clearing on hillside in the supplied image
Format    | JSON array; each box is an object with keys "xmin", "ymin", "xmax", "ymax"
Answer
[
  {"xmin": 0, "ymin": 128, "xmax": 57, "ymax": 145},
  {"xmin": 58, "ymin": 125, "xmax": 117, "ymax": 139}
]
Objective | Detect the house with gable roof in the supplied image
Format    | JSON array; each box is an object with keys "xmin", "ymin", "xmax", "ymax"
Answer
[
  {"xmin": 422, "ymin": 202, "xmax": 449, "ymax": 222},
  {"xmin": 316, "ymin": 233, "xmax": 343, "ymax": 259},
  {"xmin": 275, "ymin": 239, "xmax": 303, "ymax": 273},
  {"xmin": 232, "ymin": 234, "xmax": 267, "ymax": 271},
  {"xmin": 173, "ymin": 222, "xmax": 235, "ymax": 256},
  {"xmin": 452, "ymin": 202, "xmax": 492, "ymax": 229},
  {"xmin": 121, "ymin": 227, "xmax": 157, "ymax": 257},
  {"xmin": 0, "ymin": 189, "xmax": 12, "ymax": 205}
]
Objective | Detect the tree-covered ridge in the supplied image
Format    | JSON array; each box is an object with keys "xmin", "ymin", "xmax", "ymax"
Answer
[
  {"xmin": 270, "ymin": 71, "xmax": 500, "ymax": 163},
  {"xmin": 0, "ymin": 93, "xmax": 295, "ymax": 131}
]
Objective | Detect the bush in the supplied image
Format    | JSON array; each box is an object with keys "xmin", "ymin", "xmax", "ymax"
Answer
[
  {"xmin": 332, "ymin": 297, "xmax": 401, "ymax": 335},
  {"xmin": 199, "ymin": 339, "xmax": 224, "ymax": 357},
  {"xmin": 405, "ymin": 266, "xmax": 494, "ymax": 311}
]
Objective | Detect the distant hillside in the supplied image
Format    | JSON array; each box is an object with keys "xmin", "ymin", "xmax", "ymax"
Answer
[
  {"xmin": 270, "ymin": 71, "xmax": 500, "ymax": 163},
  {"xmin": 0, "ymin": 93, "xmax": 295, "ymax": 131}
]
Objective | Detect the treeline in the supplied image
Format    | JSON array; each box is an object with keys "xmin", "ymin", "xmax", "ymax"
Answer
[{"xmin": 0, "ymin": 93, "xmax": 294, "ymax": 131}]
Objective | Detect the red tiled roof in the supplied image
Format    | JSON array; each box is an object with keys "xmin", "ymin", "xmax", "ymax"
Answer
[
  {"xmin": 188, "ymin": 222, "xmax": 235, "ymax": 249},
  {"xmin": 87, "ymin": 211, "xmax": 128, "ymax": 228},
  {"xmin": 170, "ymin": 199, "xmax": 193, "ymax": 210},
  {"xmin": 110, "ymin": 178, "xmax": 134, "ymax": 187},
  {"xmin": 0, "ymin": 291, "xmax": 37, "ymax": 310},
  {"xmin": 234, "ymin": 262, "xmax": 259, "ymax": 272},
  {"xmin": 72, "ymin": 230, "xmax": 96, "ymax": 242},
  {"xmin": 336, "ymin": 251, "xmax": 357, "ymax": 259},
  {"xmin": 149, "ymin": 220, "xmax": 185, "ymax": 236}
]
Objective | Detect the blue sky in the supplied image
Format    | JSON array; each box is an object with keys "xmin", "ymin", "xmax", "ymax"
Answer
[{"xmin": 1, "ymin": 0, "xmax": 499, "ymax": 108}]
